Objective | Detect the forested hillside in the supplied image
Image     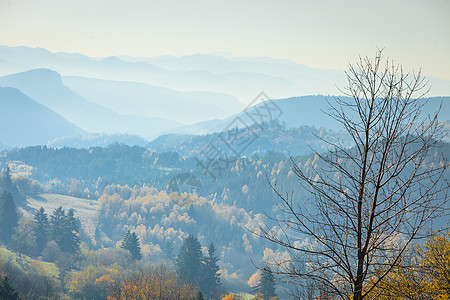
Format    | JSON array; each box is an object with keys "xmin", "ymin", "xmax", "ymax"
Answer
[
  {"xmin": 1, "ymin": 1, "xmax": 450, "ymax": 298},
  {"xmin": 1, "ymin": 129, "xmax": 449, "ymax": 297}
]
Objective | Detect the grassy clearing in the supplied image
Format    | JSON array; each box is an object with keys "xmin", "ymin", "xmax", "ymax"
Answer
[
  {"xmin": 24, "ymin": 193, "xmax": 98, "ymax": 235},
  {"xmin": 233, "ymin": 293, "xmax": 256, "ymax": 300},
  {"xmin": 0, "ymin": 247, "xmax": 59, "ymax": 279}
]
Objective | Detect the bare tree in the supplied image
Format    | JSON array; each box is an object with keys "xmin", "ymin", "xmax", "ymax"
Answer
[{"xmin": 257, "ymin": 50, "xmax": 448, "ymax": 299}]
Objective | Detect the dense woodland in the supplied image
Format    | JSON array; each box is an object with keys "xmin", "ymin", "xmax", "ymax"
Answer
[
  {"xmin": 0, "ymin": 26, "xmax": 448, "ymax": 299},
  {"xmin": 0, "ymin": 123, "xmax": 449, "ymax": 298}
]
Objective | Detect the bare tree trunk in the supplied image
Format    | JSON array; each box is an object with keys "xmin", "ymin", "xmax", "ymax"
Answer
[{"xmin": 254, "ymin": 50, "xmax": 448, "ymax": 299}]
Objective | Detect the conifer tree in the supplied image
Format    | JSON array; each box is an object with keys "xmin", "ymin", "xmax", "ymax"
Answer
[
  {"xmin": 49, "ymin": 206, "xmax": 66, "ymax": 250},
  {"xmin": 0, "ymin": 192, "xmax": 18, "ymax": 244},
  {"xmin": 196, "ymin": 290, "xmax": 205, "ymax": 300},
  {"xmin": 64, "ymin": 209, "xmax": 80, "ymax": 253},
  {"xmin": 49, "ymin": 206, "xmax": 80, "ymax": 253},
  {"xmin": 201, "ymin": 243, "xmax": 221, "ymax": 298},
  {"xmin": 34, "ymin": 207, "xmax": 49, "ymax": 254},
  {"xmin": 121, "ymin": 230, "xmax": 142, "ymax": 260},
  {"xmin": 253, "ymin": 267, "xmax": 277, "ymax": 299},
  {"xmin": 163, "ymin": 239, "xmax": 174, "ymax": 261},
  {"xmin": 0, "ymin": 276, "xmax": 21, "ymax": 300},
  {"xmin": 0, "ymin": 167, "xmax": 24, "ymax": 204},
  {"xmin": 0, "ymin": 167, "xmax": 13, "ymax": 192},
  {"xmin": 176, "ymin": 234, "xmax": 202, "ymax": 286},
  {"xmin": 94, "ymin": 227, "xmax": 102, "ymax": 249}
]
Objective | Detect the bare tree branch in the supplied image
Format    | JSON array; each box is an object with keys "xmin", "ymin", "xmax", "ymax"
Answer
[{"xmin": 253, "ymin": 50, "xmax": 448, "ymax": 300}]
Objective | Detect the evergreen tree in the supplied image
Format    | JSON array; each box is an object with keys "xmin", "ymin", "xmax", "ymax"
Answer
[
  {"xmin": 176, "ymin": 234, "xmax": 203, "ymax": 286},
  {"xmin": 34, "ymin": 207, "xmax": 49, "ymax": 254},
  {"xmin": 196, "ymin": 290, "xmax": 205, "ymax": 300},
  {"xmin": 0, "ymin": 276, "xmax": 21, "ymax": 300},
  {"xmin": 94, "ymin": 227, "xmax": 102, "ymax": 249},
  {"xmin": 0, "ymin": 192, "xmax": 18, "ymax": 244},
  {"xmin": 0, "ymin": 167, "xmax": 13, "ymax": 192},
  {"xmin": 49, "ymin": 206, "xmax": 80, "ymax": 253},
  {"xmin": 121, "ymin": 230, "xmax": 142, "ymax": 260},
  {"xmin": 163, "ymin": 239, "xmax": 174, "ymax": 261},
  {"xmin": 0, "ymin": 167, "xmax": 24, "ymax": 204},
  {"xmin": 64, "ymin": 209, "xmax": 80, "ymax": 253},
  {"xmin": 49, "ymin": 206, "xmax": 66, "ymax": 250},
  {"xmin": 253, "ymin": 267, "xmax": 277, "ymax": 299},
  {"xmin": 201, "ymin": 243, "xmax": 221, "ymax": 298}
]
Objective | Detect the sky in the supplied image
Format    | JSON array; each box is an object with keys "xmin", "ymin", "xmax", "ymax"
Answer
[{"xmin": 1, "ymin": 0, "xmax": 449, "ymax": 80}]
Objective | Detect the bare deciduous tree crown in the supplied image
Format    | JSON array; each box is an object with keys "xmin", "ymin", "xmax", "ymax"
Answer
[{"xmin": 257, "ymin": 50, "xmax": 448, "ymax": 300}]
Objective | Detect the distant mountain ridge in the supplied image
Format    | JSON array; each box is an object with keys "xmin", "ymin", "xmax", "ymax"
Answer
[
  {"xmin": 169, "ymin": 95, "xmax": 450, "ymax": 135},
  {"xmin": 0, "ymin": 45, "xmax": 321, "ymax": 101},
  {"xmin": 0, "ymin": 46, "xmax": 448, "ymax": 149},
  {"xmin": 48, "ymin": 133, "xmax": 149, "ymax": 148},
  {"xmin": 62, "ymin": 75, "xmax": 244, "ymax": 123},
  {"xmin": 3, "ymin": 45, "xmax": 449, "ymax": 102},
  {"xmin": 0, "ymin": 87, "xmax": 84, "ymax": 147},
  {"xmin": 0, "ymin": 69, "xmax": 182, "ymax": 138},
  {"xmin": 148, "ymin": 122, "xmax": 354, "ymax": 157}
]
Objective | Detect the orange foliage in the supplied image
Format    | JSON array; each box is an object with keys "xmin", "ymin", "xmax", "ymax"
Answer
[
  {"xmin": 107, "ymin": 266, "xmax": 196, "ymax": 300},
  {"xmin": 254, "ymin": 292, "xmax": 264, "ymax": 299},
  {"xmin": 221, "ymin": 294, "xmax": 234, "ymax": 300}
]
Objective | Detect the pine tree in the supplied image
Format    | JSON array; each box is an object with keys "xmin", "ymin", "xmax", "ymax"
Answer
[
  {"xmin": 34, "ymin": 207, "xmax": 49, "ymax": 254},
  {"xmin": 121, "ymin": 230, "xmax": 142, "ymax": 260},
  {"xmin": 0, "ymin": 192, "xmax": 18, "ymax": 244},
  {"xmin": 201, "ymin": 243, "xmax": 221, "ymax": 298},
  {"xmin": 163, "ymin": 239, "xmax": 174, "ymax": 261},
  {"xmin": 196, "ymin": 290, "xmax": 205, "ymax": 300},
  {"xmin": 0, "ymin": 167, "xmax": 24, "ymax": 205},
  {"xmin": 94, "ymin": 227, "xmax": 102, "ymax": 249},
  {"xmin": 64, "ymin": 209, "xmax": 80, "ymax": 253},
  {"xmin": 253, "ymin": 267, "xmax": 277, "ymax": 299},
  {"xmin": 176, "ymin": 234, "xmax": 203, "ymax": 286},
  {"xmin": 0, "ymin": 167, "xmax": 13, "ymax": 192},
  {"xmin": 0, "ymin": 276, "xmax": 21, "ymax": 300},
  {"xmin": 49, "ymin": 206, "xmax": 66, "ymax": 250},
  {"xmin": 49, "ymin": 206, "xmax": 80, "ymax": 253}
]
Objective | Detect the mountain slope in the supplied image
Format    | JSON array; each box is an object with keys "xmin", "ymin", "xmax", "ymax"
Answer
[
  {"xmin": 172, "ymin": 95, "xmax": 450, "ymax": 135},
  {"xmin": 2, "ymin": 45, "xmax": 449, "ymax": 101},
  {"xmin": 0, "ymin": 69, "xmax": 182, "ymax": 138},
  {"xmin": 0, "ymin": 87, "xmax": 84, "ymax": 147},
  {"xmin": 0, "ymin": 46, "xmax": 306, "ymax": 101},
  {"xmin": 62, "ymin": 75, "xmax": 244, "ymax": 123},
  {"xmin": 148, "ymin": 123, "xmax": 353, "ymax": 157},
  {"xmin": 48, "ymin": 133, "xmax": 149, "ymax": 148}
]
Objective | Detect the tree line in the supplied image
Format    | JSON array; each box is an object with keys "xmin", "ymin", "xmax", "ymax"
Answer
[
  {"xmin": 118, "ymin": 232, "xmax": 223, "ymax": 299},
  {"xmin": 34, "ymin": 206, "xmax": 80, "ymax": 255},
  {"xmin": 176, "ymin": 234, "xmax": 222, "ymax": 299},
  {"xmin": 1, "ymin": 166, "xmax": 80, "ymax": 257}
]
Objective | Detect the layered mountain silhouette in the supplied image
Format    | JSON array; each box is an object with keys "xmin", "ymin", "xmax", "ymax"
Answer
[
  {"xmin": 0, "ymin": 69, "xmax": 182, "ymax": 138},
  {"xmin": 0, "ymin": 46, "xmax": 448, "ymax": 149},
  {"xmin": 0, "ymin": 87, "xmax": 84, "ymax": 147},
  {"xmin": 169, "ymin": 95, "xmax": 450, "ymax": 135},
  {"xmin": 1, "ymin": 45, "xmax": 450, "ymax": 101},
  {"xmin": 62, "ymin": 75, "xmax": 244, "ymax": 123}
]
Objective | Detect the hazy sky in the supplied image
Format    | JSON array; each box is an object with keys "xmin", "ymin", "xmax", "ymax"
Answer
[{"xmin": 1, "ymin": 0, "xmax": 449, "ymax": 79}]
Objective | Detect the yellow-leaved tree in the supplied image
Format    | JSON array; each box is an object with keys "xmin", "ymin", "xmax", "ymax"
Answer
[
  {"xmin": 107, "ymin": 265, "xmax": 196, "ymax": 300},
  {"xmin": 367, "ymin": 232, "xmax": 450, "ymax": 299},
  {"xmin": 68, "ymin": 264, "xmax": 120, "ymax": 299},
  {"xmin": 221, "ymin": 294, "xmax": 234, "ymax": 300}
]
